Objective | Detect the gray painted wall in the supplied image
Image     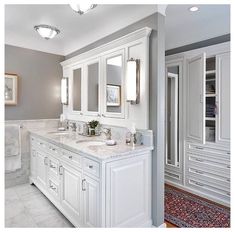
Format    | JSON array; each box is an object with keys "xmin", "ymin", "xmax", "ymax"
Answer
[
  {"xmin": 5, "ymin": 45, "xmax": 64, "ymax": 120},
  {"xmin": 65, "ymin": 12, "xmax": 165, "ymax": 227}
]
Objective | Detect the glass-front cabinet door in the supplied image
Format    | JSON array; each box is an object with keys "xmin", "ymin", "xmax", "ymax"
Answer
[
  {"xmin": 71, "ymin": 64, "xmax": 84, "ymax": 115},
  {"xmin": 103, "ymin": 49, "xmax": 125, "ymax": 118},
  {"xmin": 84, "ymin": 58, "xmax": 101, "ymax": 116}
]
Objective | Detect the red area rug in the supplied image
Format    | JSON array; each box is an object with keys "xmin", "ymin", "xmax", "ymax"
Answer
[{"xmin": 165, "ymin": 185, "xmax": 230, "ymax": 228}]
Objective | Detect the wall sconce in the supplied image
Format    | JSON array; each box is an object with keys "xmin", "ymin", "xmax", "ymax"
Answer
[
  {"xmin": 126, "ymin": 58, "xmax": 140, "ymax": 104},
  {"xmin": 61, "ymin": 77, "xmax": 68, "ymax": 105}
]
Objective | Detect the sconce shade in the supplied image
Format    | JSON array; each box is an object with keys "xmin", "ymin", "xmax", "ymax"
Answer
[
  {"xmin": 61, "ymin": 77, "xmax": 68, "ymax": 105},
  {"xmin": 126, "ymin": 58, "xmax": 140, "ymax": 104}
]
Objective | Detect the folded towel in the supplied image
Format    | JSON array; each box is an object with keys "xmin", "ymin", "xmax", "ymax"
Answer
[{"xmin": 5, "ymin": 124, "xmax": 21, "ymax": 157}]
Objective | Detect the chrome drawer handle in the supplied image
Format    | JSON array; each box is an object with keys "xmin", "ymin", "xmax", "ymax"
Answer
[
  {"xmin": 88, "ymin": 165, "xmax": 93, "ymax": 169},
  {"xmin": 50, "ymin": 185, "xmax": 56, "ymax": 190},
  {"xmin": 50, "ymin": 164, "xmax": 56, "ymax": 169},
  {"xmin": 226, "ymin": 192, "xmax": 230, "ymax": 196},
  {"xmin": 59, "ymin": 166, "xmax": 63, "ymax": 175},
  {"xmin": 195, "ymin": 170, "xmax": 204, "ymax": 174},
  {"xmin": 227, "ymin": 152, "xmax": 230, "ymax": 155},
  {"xmin": 226, "ymin": 178, "xmax": 230, "ymax": 182},
  {"xmin": 195, "ymin": 158, "xmax": 204, "ymax": 162},
  {"xmin": 195, "ymin": 146, "xmax": 203, "ymax": 150},
  {"xmin": 82, "ymin": 179, "xmax": 86, "ymax": 191},
  {"xmin": 69, "ymin": 155, "xmax": 73, "ymax": 159},
  {"xmin": 38, "ymin": 142, "xmax": 43, "ymax": 145},
  {"xmin": 195, "ymin": 182, "xmax": 204, "ymax": 187},
  {"xmin": 227, "ymin": 165, "xmax": 230, "ymax": 168}
]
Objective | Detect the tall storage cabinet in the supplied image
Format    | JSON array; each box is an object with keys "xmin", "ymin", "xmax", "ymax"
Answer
[{"xmin": 165, "ymin": 42, "xmax": 230, "ymax": 207}]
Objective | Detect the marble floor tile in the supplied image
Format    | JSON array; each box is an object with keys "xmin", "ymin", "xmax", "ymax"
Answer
[
  {"xmin": 5, "ymin": 212, "xmax": 37, "ymax": 228},
  {"xmin": 5, "ymin": 201, "xmax": 26, "ymax": 220},
  {"xmin": 5, "ymin": 187, "xmax": 20, "ymax": 205},
  {"xmin": 5, "ymin": 184, "xmax": 74, "ymax": 228}
]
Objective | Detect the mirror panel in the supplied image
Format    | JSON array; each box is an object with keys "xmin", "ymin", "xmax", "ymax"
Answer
[
  {"xmin": 106, "ymin": 55, "xmax": 122, "ymax": 113},
  {"xmin": 73, "ymin": 68, "xmax": 82, "ymax": 111},
  {"xmin": 87, "ymin": 62, "xmax": 99, "ymax": 112},
  {"xmin": 166, "ymin": 66, "xmax": 179, "ymax": 167}
]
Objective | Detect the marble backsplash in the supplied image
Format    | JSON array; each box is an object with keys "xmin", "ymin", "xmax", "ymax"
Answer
[
  {"xmin": 5, "ymin": 119, "xmax": 59, "ymax": 188},
  {"xmin": 5, "ymin": 118, "xmax": 153, "ymax": 188}
]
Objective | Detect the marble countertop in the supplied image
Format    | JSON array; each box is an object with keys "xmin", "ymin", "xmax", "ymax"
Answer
[{"xmin": 29, "ymin": 129, "xmax": 153, "ymax": 161}]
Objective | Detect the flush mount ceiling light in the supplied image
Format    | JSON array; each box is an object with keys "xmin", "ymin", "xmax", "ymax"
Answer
[
  {"xmin": 189, "ymin": 6, "xmax": 199, "ymax": 12},
  {"xmin": 69, "ymin": 3, "xmax": 97, "ymax": 15},
  {"xmin": 34, "ymin": 24, "xmax": 60, "ymax": 40}
]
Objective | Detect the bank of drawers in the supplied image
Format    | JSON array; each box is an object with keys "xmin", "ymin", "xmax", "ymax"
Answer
[
  {"xmin": 31, "ymin": 136, "xmax": 100, "ymax": 179},
  {"xmin": 185, "ymin": 142, "xmax": 230, "ymax": 204}
]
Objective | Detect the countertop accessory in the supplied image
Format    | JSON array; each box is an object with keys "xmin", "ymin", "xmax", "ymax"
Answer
[{"xmin": 106, "ymin": 139, "xmax": 116, "ymax": 146}]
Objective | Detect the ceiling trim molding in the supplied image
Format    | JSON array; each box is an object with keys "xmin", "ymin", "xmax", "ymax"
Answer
[{"xmin": 61, "ymin": 27, "xmax": 152, "ymax": 67}]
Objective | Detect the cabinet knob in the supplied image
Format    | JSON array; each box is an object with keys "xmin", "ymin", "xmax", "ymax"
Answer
[
  {"xmin": 69, "ymin": 155, "xmax": 73, "ymax": 159},
  {"xmin": 88, "ymin": 165, "xmax": 93, "ymax": 169}
]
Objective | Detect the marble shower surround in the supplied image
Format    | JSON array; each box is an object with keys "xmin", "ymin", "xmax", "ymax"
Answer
[{"xmin": 5, "ymin": 119, "xmax": 59, "ymax": 188}]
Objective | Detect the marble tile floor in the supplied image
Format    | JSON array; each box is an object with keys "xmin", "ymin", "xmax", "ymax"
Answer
[{"xmin": 5, "ymin": 183, "xmax": 74, "ymax": 228}]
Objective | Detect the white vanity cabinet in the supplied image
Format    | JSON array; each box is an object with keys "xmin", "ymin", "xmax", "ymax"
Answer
[{"xmin": 29, "ymin": 135, "xmax": 152, "ymax": 227}]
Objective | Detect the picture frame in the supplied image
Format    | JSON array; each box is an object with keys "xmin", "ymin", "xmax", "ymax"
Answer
[
  {"xmin": 106, "ymin": 84, "xmax": 121, "ymax": 106},
  {"xmin": 5, "ymin": 73, "xmax": 18, "ymax": 105}
]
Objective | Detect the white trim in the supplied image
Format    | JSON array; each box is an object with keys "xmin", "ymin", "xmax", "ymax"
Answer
[{"xmin": 61, "ymin": 27, "xmax": 152, "ymax": 68}]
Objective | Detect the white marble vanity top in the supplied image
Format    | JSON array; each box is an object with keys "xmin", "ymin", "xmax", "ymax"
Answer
[{"xmin": 29, "ymin": 129, "xmax": 153, "ymax": 161}]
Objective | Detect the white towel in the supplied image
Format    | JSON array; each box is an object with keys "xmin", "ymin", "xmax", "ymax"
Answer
[{"xmin": 5, "ymin": 124, "xmax": 21, "ymax": 172}]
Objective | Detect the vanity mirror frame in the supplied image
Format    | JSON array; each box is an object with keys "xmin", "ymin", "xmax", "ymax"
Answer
[{"xmin": 102, "ymin": 49, "xmax": 125, "ymax": 119}]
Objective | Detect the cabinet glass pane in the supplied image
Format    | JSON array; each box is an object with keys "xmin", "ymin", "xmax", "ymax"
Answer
[
  {"xmin": 73, "ymin": 68, "xmax": 81, "ymax": 111},
  {"xmin": 106, "ymin": 55, "xmax": 122, "ymax": 113},
  {"xmin": 88, "ymin": 63, "xmax": 99, "ymax": 112},
  {"xmin": 206, "ymin": 120, "xmax": 215, "ymax": 142},
  {"xmin": 166, "ymin": 66, "xmax": 179, "ymax": 167}
]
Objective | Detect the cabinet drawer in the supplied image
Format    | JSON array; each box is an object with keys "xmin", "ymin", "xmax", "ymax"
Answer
[
  {"xmin": 185, "ymin": 176, "xmax": 230, "ymax": 204},
  {"xmin": 61, "ymin": 150, "xmax": 82, "ymax": 168},
  {"xmin": 48, "ymin": 157, "xmax": 59, "ymax": 178},
  {"xmin": 32, "ymin": 137, "xmax": 48, "ymax": 151},
  {"xmin": 48, "ymin": 178, "xmax": 60, "ymax": 200},
  {"xmin": 186, "ymin": 142, "xmax": 230, "ymax": 157},
  {"xmin": 165, "ymin": 170, "xmax": 183, "ymax": 185},
  {"xmin": 186, "ymin": 152, "xmax": 230, "ymax": 176},
  {"xmin": 47, "ymin": 143, "xmax": 61, "ymax": 156},
  {"xmin": 83, "ymin": 158, "xmax": 100, "ymax": 178}
]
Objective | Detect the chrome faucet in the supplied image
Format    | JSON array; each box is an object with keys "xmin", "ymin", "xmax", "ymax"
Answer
[{"xmin": 102, "ymin": 128, "xmax": 112, "ymax": 140}]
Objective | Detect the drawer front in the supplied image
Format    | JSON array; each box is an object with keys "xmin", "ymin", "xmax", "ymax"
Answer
[
  {"xmin": 186, "ymin": 152, "xmax": 230, "ymax": 176},
  {"xmin": 185, "ymin": 176, "xmax": 230, "ymax": 204},
  {"xmin": 48, "ymin": 157, "xmax": 59, "ymax": 178},
  {"xmin": 165, "ymin": 170, "xmax": 183, "ymax": 185},
  {"xmin": 48, "ymin": 178, "xmax": 60, "ymax": 200},
  {"xmin": 61, "ymin": 149, "xmax": 82, "ymax": 168},
  {"xmin": 47, "ymin": 143, "xmax": 61, "ymax": 157},
  {"xmin": 186, "ymin": 142, "xmax": 230, "ymax": 158},
  {"xmin": 83, "ymin": 157, "xmax": 100, "ymax": 178},
  {"xmin": 31, "ymin": 137, "xmax": 48, "ymax": 151}
]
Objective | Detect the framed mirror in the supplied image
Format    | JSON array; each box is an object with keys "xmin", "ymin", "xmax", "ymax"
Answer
[
  {"xmin": 72, "ymin": 67, "xmax": 82, "ymax": 112},
  {"xmin": 103, "ymin": 49, "xmax": 125, "ymax": 118}
]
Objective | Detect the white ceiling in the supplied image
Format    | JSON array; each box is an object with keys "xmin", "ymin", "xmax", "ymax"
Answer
[
  {"xmin": 5, "ymin": 4, "xmax": 230, "ymax": 55},
  {"xmin": 165, "ymin": 4, "xmax": 230, "ymax": 50},
  {"xmin": 5, "ymin": 4, "xmax": 160, "ymax": 56}
]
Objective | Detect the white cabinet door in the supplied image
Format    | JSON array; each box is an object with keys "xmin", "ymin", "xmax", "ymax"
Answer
[
  {"xmin": 83, "ymin": 175, "xmax": 100, "ymax": 227},
  {"xmin": 105, "ymin": 154, "xmax": 151, "ymax": 227},
  {"xmin": 30, "ymin": 146, "xmax": 37, "ymax": 179},
  {"xmin": 216, "ymin": 52, "xmax": 230, "ymax": 145},
  {"xmin": 36, "ymin": 150, "xmax": 48, "ymax": 189},
  {"xmin": 60, "ymin": 163, "xmax": 83, "ymax": 226},
  {"xmin": 186, "ymin": 53, "xmax": 206, "ymax": 144}
]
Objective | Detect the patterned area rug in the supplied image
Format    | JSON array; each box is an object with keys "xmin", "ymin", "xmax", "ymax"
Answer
[{"xmin": 165, "ymin": 185, "xmax": 230, "ymax": 228}]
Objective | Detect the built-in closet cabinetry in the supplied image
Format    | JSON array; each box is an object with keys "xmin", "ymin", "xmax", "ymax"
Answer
[{"xmin": 165, "ymin": 42, "xmax": 230, "ymax": 207}]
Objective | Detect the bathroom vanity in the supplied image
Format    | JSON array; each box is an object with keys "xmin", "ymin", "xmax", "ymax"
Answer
[{"xmin": 29, "ymin": 130, "xmax": 153, "ymax": 227}]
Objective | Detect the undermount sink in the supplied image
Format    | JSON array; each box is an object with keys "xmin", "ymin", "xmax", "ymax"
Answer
[
  {"xmin": 76, "ymin": 139, "xmax": 106, "ymax": 146},
  {"xmin": 47, "ymin": 131, "xmax": 69, "ymax": 135}
]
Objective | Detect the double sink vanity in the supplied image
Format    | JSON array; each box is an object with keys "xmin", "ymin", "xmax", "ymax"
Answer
[{"xmin": 29, "ymin": 128, "xmax": 153, "ymax": 227}]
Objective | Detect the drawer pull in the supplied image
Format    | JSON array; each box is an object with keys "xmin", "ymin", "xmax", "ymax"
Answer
[
  {"xmin": 82, "ymin": 179, "xmax": 86, "ymax": 191},
  {"xmin": 195, "ymin": 158, "xmax": 204, "ymax": 162},
  {"xmin": 50, "ymin": 164, "xmax": 56, "ymax": 169},
  {"xmin": 226, "ymin": 178, "xmax": 230, "ymax": 182},
  {"xmin": 69, "ymin": 155, "xmax": 73, "ymax": 159},
  {"xmin": 195, "ymin": 182, "xmax": 204, "ymax": 187},
  {"xmin": 38, "ymin": 142, "xmax": 43, "ymax": 145},
  {"xmin": 195, "ymin": 170, "xmax": 204, "ymax": 174},
  {"xmin": 59, "ymin": 166, "xmax": 63, "ymax": 175},
  {"xmin": 227, "ymin": 165, "xmax": 230, "ymax": 169},
  {"xmin": 50, "ymin": 185, "xmax": 56, "ymax": 190},
  {"xmin": 195, "ymin": 146, "xmax": 204, "ymax": 150},
  {"xmin": 227, "ymin": 152, "xmax": 230, "ymax": 155},
  {"xmin": 44, "ymin": 157, "xmax": 48, "ymax": 165},
  {"xmin": 226, "ymin": 192, "xmax": 230, "ymax": 196},
  {"xmin": 88, "ymin": 165, "xmax": 93, "ymax": 169}
]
